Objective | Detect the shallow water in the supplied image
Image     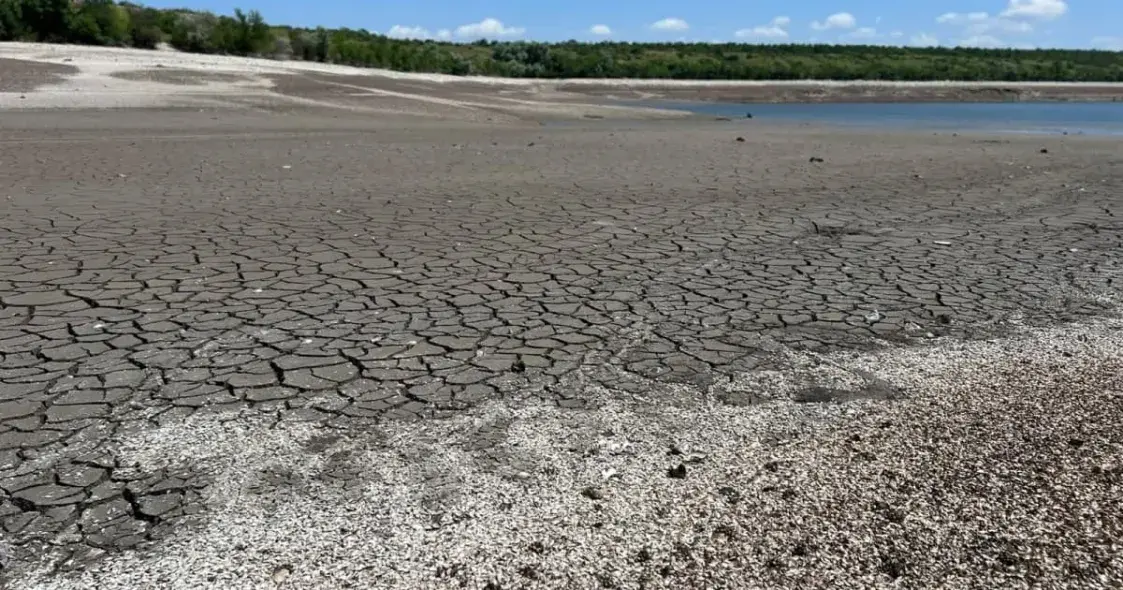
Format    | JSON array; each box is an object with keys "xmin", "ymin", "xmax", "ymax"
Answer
[{"xmin": 642, "ymin": 101, "xmax": 1123, "ymax": 136}]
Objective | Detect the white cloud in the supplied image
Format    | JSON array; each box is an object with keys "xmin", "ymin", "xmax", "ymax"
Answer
[
  {"xmin": 734, "ymin": 16, "xmax": 791, "ymax": 39},
  {"xmin": 386, "ymin": 25, "xmax": 432, "ymax": 39},
  {"xmin": 436, "ymin": 29, "xmax": 451, "ymax": 40},
  {"xmin": 811, "ymin": 12, "xmax": 857, "ymax": 31},
  {"xmin": 589, "ymin": 24, "xmax": 612, "ymax": 36},
  {"xmin": 1091, "ymin": 36, "xmax": 1123, "ymax": 50},
  {"xmin": 455, "ymin": 18, "xmax": 525, "ymax": 38},
  {"xmin": 844, "ymin": 27, "xmax": 878, "ymax": 40},
  {"xmin": 890, "ymin": 31, "xmax": 904, "ymax": 38},
  {"xmin": 1001, "ymin": 0, "xmax": 1067, "ymax": 20},
  {"xmin": 958, "ymin": 35, "xmax": 1005, "ymax": 47},
  {"xmin": 936, "ymin": 11, "xmax": 1033, "ymax": 38},
  {"xmin": 910, "ymin": 33, "xmax": 939, "ymax": 46},
  {"xmin": 651, "ymin": 18, "xmax": 689, "ymax": 31},
  {"xmin": 936, "ymin": 12, "xmax": 989, "ymax": 24},
  {"xmin": 977, "ymin": 19, "xmax": 1033, "ymax": 34}
]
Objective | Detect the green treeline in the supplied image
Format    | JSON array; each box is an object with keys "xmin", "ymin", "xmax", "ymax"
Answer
[{"xmin": 2, "ymin": 0, "xmax": 1123, "ymax": 81}]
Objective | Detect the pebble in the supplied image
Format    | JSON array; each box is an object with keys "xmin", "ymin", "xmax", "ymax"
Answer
[
  {"xmin": 581, "ymin": 486, "xmax": 605, "ymax": 500},
  {"xmin": 271, "ymin": 565, "xmax": 292, "ymax": 584}
]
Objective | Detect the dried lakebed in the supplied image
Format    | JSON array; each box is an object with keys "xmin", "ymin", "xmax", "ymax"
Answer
[{"xmin": 1, "ymin": 110, "xmax": 1121, "ymax": 589}]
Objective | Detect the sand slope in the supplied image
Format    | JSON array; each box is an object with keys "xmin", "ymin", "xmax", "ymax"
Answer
[{"xmin": 3, "ymin": 42, "xmax": 1123, "ymax": 115}]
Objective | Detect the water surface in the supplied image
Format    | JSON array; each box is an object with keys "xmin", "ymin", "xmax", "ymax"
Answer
[{"xmin": 645, "ymin": 101, "xmax": 1123, "ymax": 136}]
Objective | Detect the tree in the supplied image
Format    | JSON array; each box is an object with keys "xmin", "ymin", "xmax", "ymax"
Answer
[
  {"xmin": 18, "ymin": 0, "xmax": 72, "ymax": 42},
  {"xmin": 73, "ymin": 0, "xmax": 130, "ymax": 45},
  {"xmin": 0, "ymin": 0, "xmax": 26, "ymax": 40},
  {"xmin": 1, "ymin": 1, "xmax": 1122, "ymax": 81}
]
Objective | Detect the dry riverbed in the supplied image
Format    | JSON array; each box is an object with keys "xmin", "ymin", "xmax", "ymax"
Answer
[{"xmin": 1, "ymin": 42, "xmax": 1122, "ymax": 590}]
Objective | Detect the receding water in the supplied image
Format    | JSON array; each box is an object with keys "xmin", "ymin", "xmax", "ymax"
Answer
[{"xmin": 644, "ymin": 101, "xmax": 1123, "ymax": 136}]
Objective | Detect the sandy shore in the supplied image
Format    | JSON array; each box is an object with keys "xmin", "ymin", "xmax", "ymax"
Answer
[
  {"xmin": 1, "ymin": 44, "xmax": 1122, "ymax": 589},
  {"xmin": 3, "ymin": 43, "xmax": 1123, "ymax": 116}
]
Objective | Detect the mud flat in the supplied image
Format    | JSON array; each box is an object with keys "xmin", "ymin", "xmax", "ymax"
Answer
[{"xmin": 1, "ymin": 55, "xmax": 1122, "ymax": 589}]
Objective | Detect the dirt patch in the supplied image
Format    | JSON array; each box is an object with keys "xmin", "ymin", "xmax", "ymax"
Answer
[
  {"xmin": 110, "ymin": 68, "xmax": 251, "ymax": 86},
  {"xmin": 0, "ymin": 58, "xmax": 78, "ymax": 93}
]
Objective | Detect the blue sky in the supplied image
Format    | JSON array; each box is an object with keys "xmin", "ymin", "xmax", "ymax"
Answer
[{"xmin": 142, "ymin": 0, "xmax": 1120, "ymax": 50}]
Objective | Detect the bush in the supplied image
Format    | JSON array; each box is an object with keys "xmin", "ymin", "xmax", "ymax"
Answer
[
  {"xmin": 131, "ymin": 24, "xmax": 162, "ymax": 48},
  {"xmin": 68, "ymin": 12, "xmax": 101, "ymax": 44},
  {"xmin": 0, "ymin": 1, "xmax": 26, "ymax": 41},
  {"xmin": 272, "ymin": 33, "xmax": 292, "ymax": 60},
  {"xmin": 167, "ymin": 11, "xmax": 216, "ymax": 53}
]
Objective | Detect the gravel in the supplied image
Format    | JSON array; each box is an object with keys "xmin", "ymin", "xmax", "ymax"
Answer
[{"xmin": 22, "ymin": 317, "xmax": 1123, "ymax": 589}]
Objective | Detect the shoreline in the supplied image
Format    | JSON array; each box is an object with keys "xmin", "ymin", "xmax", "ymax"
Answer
[
  {"xmin": 563, "ymin": 82, "xmax": 1123, "ymax": 105},
  {"xmin": 3, "ymin": 43, "xmax": 1123, "ymax": 115}
]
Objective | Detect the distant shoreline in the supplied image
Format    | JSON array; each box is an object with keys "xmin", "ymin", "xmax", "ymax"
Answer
[
  {"xmin": 4, "ymin": 43, "xmax": 1123, "ymax": 115},
  {"xmin": 558, "ymin": 81, "xmax": 1123, "ymax": 105}
]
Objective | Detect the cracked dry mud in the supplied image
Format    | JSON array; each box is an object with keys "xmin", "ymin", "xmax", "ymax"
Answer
[{"xmin": 1, "ymin": 108, "xmax": 1121, "ymax": 589}]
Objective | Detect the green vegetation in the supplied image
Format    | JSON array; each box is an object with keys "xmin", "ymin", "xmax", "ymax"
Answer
[{"xmin": 2, "ymin": 0, "xmax": 1123, "ymax": 81}]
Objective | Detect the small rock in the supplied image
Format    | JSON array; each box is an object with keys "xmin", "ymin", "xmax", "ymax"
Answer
[
  {"xmin": 667, "ymin": 464, "xmax": 687, "ymax": 479},
  {"xmin": 511, "ymin": 359, "xmax": 526, "ymax": 373},
  {"xmin": 1068, "ymin": 438, "xmax": 1085, "ymax": 448},
  {"xmin": 791, "ymin": 541, "xmax": 816, "ymax": 557},
  {"xmin": 271, "ymin": 564, "xmax": 292, "ymax": 584},
  {"xmin": 745, "ymin": 112, "xmax": 753, "ymax": 119},
  {"xmin": 580, "ymin": 486, "xmax": 604, "ymax": 500},
  {"xmin": 808, "ymin": 156, "xmax": 824, "ymax": 163},
  {"xmin": 864, "ymin": 309, "xmax": 882, "ymax": 324},
  {"xmin": 717, "ymin": 486, "xmax": 741, "ymax": 503},
  {"xmin": 527, "ymin": 142, "xmax": 535, "ymax": 147},
  {"xmin": 1039, "ymin": 148, "xmax": 1048, "ymax": 154},
  {"xmin": 933, "ymin": 240, "xmax": 952, "ymax": 246},
  {"xmin": 735, "ymin": 136, "xmax": 745, "ymax": 142}
]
